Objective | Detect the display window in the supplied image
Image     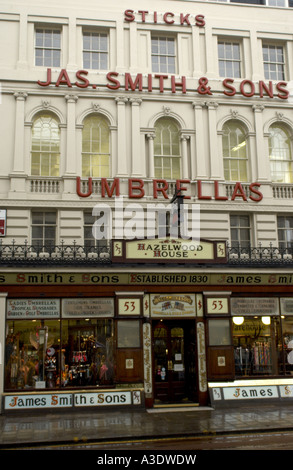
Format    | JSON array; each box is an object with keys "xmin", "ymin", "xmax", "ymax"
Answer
[
  {"xmin": 4, "ymin": 297, "xmax": 117, "ymax": 391},
  {"xmin": 61, "ymin": 319, "xmax": 115, "ymax": 387},
  {"xmin": 5, "ymin": 319, "xmax": 60, "ymax": 390},
  {"xmin": 232, "ymin": 316, "xmax": 282, "ymax": 376},
  {"xmin": 281, "ymin": 316, "xmax": 293, "ymax": 375}
]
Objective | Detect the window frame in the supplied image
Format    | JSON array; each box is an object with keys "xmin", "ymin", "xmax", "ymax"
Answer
[
  {"xmin": 222, "ymin": 120, "xmax": 249, "ymax": 182},
  {"xmin": 269, "ymin": 123, "xmax": 293, "ymax": 183},
  {"xmin": 31, "ymin": 113, "xmax": 60, "ymax": 177},
  {"xmin": 218, "ymin": 39, "xmax": 242, "ymax": 78},
  {"xmin": 35, "ymin": 27, "xmax": 61, "ymax": 67},
  {"xmin": 230, "ymin": 214, "xmax": 251, "ymax": 248},
  {"xmin": 278, "ymin": 216, "xmax": 293, "ymax": 249},
  {"xmin": 82, "ymin": 30, "xmax": 109, "ymax": 70},
  {"xmin": 262, "ymin": 43, "xmax": 286, "ymax": 81},
  {"xmin": 154, "ymin": 117, "xmax": 182, "ymax": 180},
  {"xmin": 31, "ymin": 211, "xmax": 57, "ymax": 250},
  {"xmin": 151, "ymin": 35, "xmax": 177, "ymax": 74},
  {"xmin": 82, "ymin": 114, "xmax": 111, "ymax": 178}
]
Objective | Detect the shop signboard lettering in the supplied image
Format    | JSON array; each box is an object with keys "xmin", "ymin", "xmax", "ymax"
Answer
[
  {"xmin": 112, "ymin": 238, "xmax": 227, "ymax": 263},
  {"xmin": 4, "ymin": 390, "xmax": 140, "ymax": 410},
  {"xmin": 150, "ymin": 293, "xmax": 196, "ymax": 317},
  {"xmin": 231, "ymin": 297, "xmax": 279, "ymax": 316},
  {"xmin": 6, "ymin": 299, "xmax": 60, "ymax": 319},
  {"xmin": 62, "ymin": 298, "xmax": 114, "ymax": 318},
  {"xmin": 74, "ymin": 391, "xmax": 132, "ymax": 406},
  {"xmin": 5, "ymin": 393, "xmax": 72, "ymax": 409},
  {"xmin": 223, "ymin": 386, "xmax": 278, "ymax": 400},
  {"xmin": 2, "ymin": 272, "xmax": 293, "ymax": 286}
]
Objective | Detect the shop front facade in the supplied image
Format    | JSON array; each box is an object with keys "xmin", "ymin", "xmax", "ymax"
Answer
[
  {"xmin": 2, "ymin": 263, "xmax": 293, "ymax": 413},
  {"xmin": 1, "ymin": 0, "xmax": 293, "ymax": 413}
]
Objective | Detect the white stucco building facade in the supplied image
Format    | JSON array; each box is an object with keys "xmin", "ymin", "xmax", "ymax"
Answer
[{"xmin": 1, "ymin": 0, "xmax": 293, "ymax": 412}]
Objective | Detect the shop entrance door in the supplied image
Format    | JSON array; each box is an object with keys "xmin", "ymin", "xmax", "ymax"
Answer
[{"xmin": 153, "ymin": 320, "xmax": 197, "ymax": 404}]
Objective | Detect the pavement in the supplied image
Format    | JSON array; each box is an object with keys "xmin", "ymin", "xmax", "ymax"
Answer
[{"xmin": 1, "ymin": 402, "xmax": 293, "ymax": 449}]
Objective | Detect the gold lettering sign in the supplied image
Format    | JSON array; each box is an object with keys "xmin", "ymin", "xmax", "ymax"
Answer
[{"xmin": 112, "ymin": 238, "xmax": 227, "ymax": 264}]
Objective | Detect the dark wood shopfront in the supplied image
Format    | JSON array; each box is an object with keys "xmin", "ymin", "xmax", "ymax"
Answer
[{"xmin": 153, "ymin": 319, "xmax": 198, "ymax": 404}]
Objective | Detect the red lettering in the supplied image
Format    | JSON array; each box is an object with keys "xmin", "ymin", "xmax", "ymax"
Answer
[
  {"xmin": 155, "ymin": 74, "xmax": 168, "ymax": 92},
  {"xmin": 125, "ymin": 73, "xmax": 143, "ymax": 91},
  {"xmin": 195, "ymin": 14, "xmax": 205, "ymax": 27},
  {"xmin": 171, "ymin": 75, "xmax": 186, "ymax": 93},
  {"xmin": 249, "ymin": 182, "xmax": 263, "ymax": 202},
  {"xmin": 148, "ymin": 74, "xmax": 153, "ymax": 92},
  {"xmin": 240, "ymin": 79, "xmax": 255, "ymax": 97},
  {"xmin": 259, "ymin": 80, "xmax": 273, "ymax": 98},
  {"xmin": 180, "ymin": 13, "xmax": 191, "ymax": 25},
  {"xmin": 106, "ymin": 71, "xmax": 120, "ymax": 90},
  {"xmin": 124, "ymin": 9, "xmax": 135, "ymax": 22},
  {"xmin": 222, "ymin": 78, "xmax": 236, "ymax": 96},
  {"xmin": 231, "ymin": 182, "xmax": 247, "ymax": 201},
  {"xmin": 37, "ymin": 68, "xmax": 52, "ymax": 86},
  {"xmin": 75, "ymin": 70, "xmax": 90, "ymax": 88},
  {"xmin": 197, "ymin": 180, "xmax": 211, "ymax": 200},
  {"xmin": 55, "ymin": 69, "xmax": 72, "ymax": 87},
  {"xmin": 214, "ymin": 180, "xmax": 228, "ymax": 200},
  {"xmin": 76, "ymin": 176, "xmax": 92, "ymax": 197},
  {"xmin": 16, "ymin": 274, "xmax": 25, "ymax": 283},
  {"xmin": 101, "ymin": 178, "xmax": 120, "ymax": 198},
  {"xmin": 128, "ymin": 179, "xmax": 145, "ymax": 198},
  {"xmin": 153, "ymin": 179, "xmax": 169, "ymax": 199},
  {"xmin": 163, "ymin": 12, "xmax": 174, "ymax": 24},
  {"xmin": 276, "ymin": 81, "xmax": 289, "ymax": 100},
  {"xmin": 138, "ymin": 10, "xmax": 148, "ymax": 22},
  {"xmin": 176, "ymin": 180, "xmax": 191, "ymax": 199}
]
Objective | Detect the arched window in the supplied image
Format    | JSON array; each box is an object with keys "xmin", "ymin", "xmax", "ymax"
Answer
[
  {"xmin": 154, "ymin": 117, "xmax": 181, "ymax": 179},
  {"xmin": 222, "ymin": 120, "xmax": 248, "ymax": 182},
  {"xmin": 82, "ymin": 114, "xmax": 110, "ymax": 177},
  {"xmin": 31, "ymin": 113, "xmax": 60, "ymax": 176},
  {"xmin": 269, "ymin": 123, "xmax": 292, "ymax": 183}
]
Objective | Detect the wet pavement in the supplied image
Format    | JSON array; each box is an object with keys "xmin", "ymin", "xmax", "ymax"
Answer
[{"xmin": 1, "ymin": 402, "xmax": 293, "ymax": 448}]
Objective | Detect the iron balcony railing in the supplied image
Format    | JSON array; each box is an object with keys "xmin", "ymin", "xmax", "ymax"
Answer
[
  {"xmin": 0, "ymin": 240, "xmax": 293, "ymax": 266},
  {"xmin": 0, "ymin": 240, "xmax": 111, "ymax": 265}
]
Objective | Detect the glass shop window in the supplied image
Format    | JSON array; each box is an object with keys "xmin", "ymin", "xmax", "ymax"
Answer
[
  {"xmin": 61, "ymin": 319, "xmax": 115, "ymax": 387},
  {"xmin": 5, "ymin": 320, "xmax": 60, "ymax": 390},
  {"xmin": 208, "ymin": 319, "xmax": 232, "ymax": 346},
  {"xmin": 232, "ymin": 316, "xmax": 282, "ymax": 376},
  {"xmin": 117, "ymin": 320, "xmax": 141, "ymax": 348},
  {"xmin": 281, "ymin": 316, "xmax": 293, "ymax": 375}
]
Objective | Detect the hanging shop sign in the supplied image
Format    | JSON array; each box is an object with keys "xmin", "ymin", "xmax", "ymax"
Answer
[
  {"xmin": 231, "ymin": 297, "xmax": 279, "ymax": 316},
  {"xmin": 0, "ymin": 209, "xmax": 6, "ymax": 236},
  {"xmin": 6, "ymin": 299, "xmax": 60, "ymax": 319},
  {"xmin": 150, "ymin": 293, "xmax": 196, "ymax": 317},
  {"xmin": 62, "ymin": 298, "xmax": 114, "ymax": 318},
  {"xmin": 112, "ymin": 238, "xmax": 227, "ymax": 264}
]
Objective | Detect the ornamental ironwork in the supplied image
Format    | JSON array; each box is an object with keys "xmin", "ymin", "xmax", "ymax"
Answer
[{"xmin": 0, "ymin": 240, "xmax": 292, "ymax": 267}]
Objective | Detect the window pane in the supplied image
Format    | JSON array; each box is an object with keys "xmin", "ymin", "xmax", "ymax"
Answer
[
  {"xmin": 5, "ymin": 320, "xmax": 60, "ymax": 390},
  {"xmin": 61, "ymin": 319, "xmax": 115, "ymax": 387},
  {"xmin": 209, "ymin": 319, "xmax": 231, "ymax": 346},
  {"xmin": 233, "ymin": 316, "xmax": 281, "ymax": 376},
  {"xmin": 117, "ymin": 320, "xmax": 140, "ymax": 348}
]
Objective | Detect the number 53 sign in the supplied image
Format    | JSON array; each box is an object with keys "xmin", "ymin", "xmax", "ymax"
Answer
[
  {"xmin": 206, "ymin": 297, "xmax": 229, "ymax": 314},
  {"xmin": 118, "ymin": 298, "xmax": 141, "ymax": 315}
]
